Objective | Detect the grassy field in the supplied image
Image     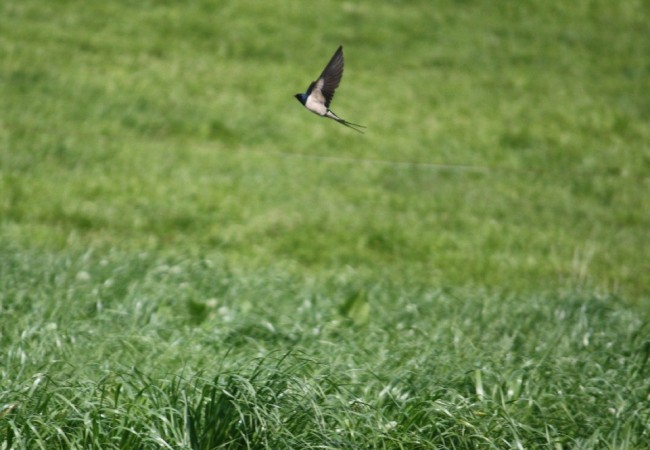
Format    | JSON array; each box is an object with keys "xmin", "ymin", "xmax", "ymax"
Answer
[{"xmin": 1, "ymin": 0, "xmax": 649, "ymax": 448}]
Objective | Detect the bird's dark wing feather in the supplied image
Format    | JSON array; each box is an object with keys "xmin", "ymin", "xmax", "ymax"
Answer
[{"xmin": 315, "ymin": 46, "xmax": 344, "ymax": 108}]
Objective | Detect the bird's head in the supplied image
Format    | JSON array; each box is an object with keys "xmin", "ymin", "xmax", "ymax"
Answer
[{"xmin": 294, "ymin": 93, "xmax": 305, "ymax": 104}]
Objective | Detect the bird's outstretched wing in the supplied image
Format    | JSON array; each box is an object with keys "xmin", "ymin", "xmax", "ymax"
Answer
[{"xmin": 314, "ymin": 46, "xmax": 344, "ymax": 108}]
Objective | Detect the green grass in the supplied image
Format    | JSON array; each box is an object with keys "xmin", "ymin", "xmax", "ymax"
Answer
[
  {"xmin": 2, "ymin": 250, "xmax": 649, "ymax": 448},
  {"xmin": 1, "ymin": 0, "xmax": 649, "ymax": 448}
]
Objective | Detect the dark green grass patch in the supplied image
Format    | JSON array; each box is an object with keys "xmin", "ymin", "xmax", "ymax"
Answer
[{"xmin": 1, "ymin": 250, "xmax": 649, "ymax": 448}]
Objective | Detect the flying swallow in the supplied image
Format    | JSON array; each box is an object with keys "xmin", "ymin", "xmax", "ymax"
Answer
[{"xmin": 294, "ymin": 45, "xmax": 366, "ymax": 133}]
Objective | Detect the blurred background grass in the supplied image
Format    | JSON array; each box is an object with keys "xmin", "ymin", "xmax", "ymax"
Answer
[{"xmin": 1, "ymin": 0, "xmax": 648, "ymax": 298}]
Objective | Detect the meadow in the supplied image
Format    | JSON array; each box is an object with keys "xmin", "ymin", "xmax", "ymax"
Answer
[{"xmin": 1, "ymin": 0, "xmax": 649, "ymax": 448}]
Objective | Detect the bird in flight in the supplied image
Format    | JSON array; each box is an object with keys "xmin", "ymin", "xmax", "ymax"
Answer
[{"xmin": 294, "ymin": 46, "xmax": 366, "ymax": 133}]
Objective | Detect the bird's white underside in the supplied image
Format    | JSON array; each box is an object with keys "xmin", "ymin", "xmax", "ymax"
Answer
[
  {"xmin": 304, "ymin": 79, "xmax": 327, "ymax": 115},
  {"xmin": 305, "ymin": 96, "xmax": 327, "ymax": 116}
]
